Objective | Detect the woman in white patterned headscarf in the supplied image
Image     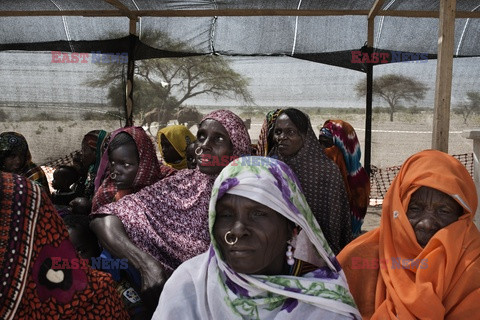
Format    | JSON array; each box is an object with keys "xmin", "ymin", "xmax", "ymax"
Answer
[{"xmin": 153, "ymin": 156, "xmax": 360, "ymax": 320}]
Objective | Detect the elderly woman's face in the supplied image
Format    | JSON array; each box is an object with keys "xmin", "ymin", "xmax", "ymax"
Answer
[
  {"xmin": 407, "ymin": 186, "xmax": 463, "ymax": 248},
  {"xmin": 273, "ymin": 114, "xmax": 305, "ymax": 157},
  {"xmin": 214, "ymin": 194, "xmax": 292, "ymax": 275},
  {"xmin": 196, "ymin": 119, "xmax": 233, "ymax": 175}
]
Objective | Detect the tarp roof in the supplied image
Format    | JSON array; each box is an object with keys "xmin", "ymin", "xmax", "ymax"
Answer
[
  {"xmin": 1, "ymin": 1, "xmax": 479, "ymax": 71},
  {"xmin": 1, "ymin": 0, "xmax": 478, "ymax": 166}
]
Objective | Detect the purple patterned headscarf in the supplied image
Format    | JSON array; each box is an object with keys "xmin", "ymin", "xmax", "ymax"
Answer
[{"xmin": 200, "ymin": 109, "xmax": 252, "ymax": 157}]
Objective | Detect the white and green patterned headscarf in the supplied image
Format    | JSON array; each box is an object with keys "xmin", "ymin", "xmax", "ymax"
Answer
[
  {"xmin": 155, "ymin": 156, "xmax": 360, "ymax": 319},
  {"xmin": 207, "ymin": 156, "xmax": 360, "ymax": 319}
]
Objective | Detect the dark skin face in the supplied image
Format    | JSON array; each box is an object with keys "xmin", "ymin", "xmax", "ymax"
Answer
[
  {"xmin": 196, "ymin": 119, "xmax": 233, "ymax": 175},
  {"xmin": 407, "ymin": 186, "xmax": 464, "ymax": 248},
  {"xmin": 185, "ymin": 141, "xmax": 198, "ymax": 169},
  {"xmin": 109, "ymin": 143, "xmax": 139, "ymax": 190},
  {"xmin": 273, "ymin": 114, "xmax": 306, "ymax": 157},
  {"xmin": 214, "ymin": 194, "xmax": 293, "ymax": 275},
  {"xmin": 160, "ymin": 134, "xmax": 183, "ymax": 164},
  {"xmin": 2, "ymin": 151, "xmax": 25, "ymax": 173},
  {"xmin": 68, "ymin": 227, "xmax": 101, "ymax": 261},
  {"xmin": 81, "ymin": 140, "xmax": 96, "ymax": 168},
  {"xmin": 52, "ymin": 168, "xmax": 76, "ymax": 192},
  {"xmin": 318, "ymin": 135, "xmax": 334, "ymax": 149}
]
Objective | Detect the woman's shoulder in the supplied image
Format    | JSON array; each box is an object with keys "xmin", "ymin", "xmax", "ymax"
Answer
[
  {"xmin": 154, "ymin": 253, "xmax": 208, "ymax": 319},
  {"xmin": 157, "ymin": 168, "xmax": 216, "ymax": 185}
]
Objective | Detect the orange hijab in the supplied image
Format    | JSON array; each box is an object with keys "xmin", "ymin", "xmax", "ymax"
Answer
[{"xmin": 338, "ymin": 149, "xmax": 480, "ymax": 319}]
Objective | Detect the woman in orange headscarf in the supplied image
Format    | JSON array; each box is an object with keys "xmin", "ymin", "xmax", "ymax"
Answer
[{"xmin": 338, "ymin": 149, "xmax": 480, "ymax": 319}]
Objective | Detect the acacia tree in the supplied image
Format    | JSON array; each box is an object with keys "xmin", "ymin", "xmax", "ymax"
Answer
[
  {"xmin": 454, "ymin": 91, "xmax": 480, "ymax": 124},
  {"xmin": 87, "ymin": 30, "xmax": 253, "ymax": 123},
  {"xmin": 355, "ymin": 74, "xmax": 428, "ymax": 121}
]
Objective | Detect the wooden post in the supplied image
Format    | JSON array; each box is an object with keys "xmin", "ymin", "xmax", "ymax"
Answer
[
  {"xmin": 462, "ymin": 129, "xmax": 480, "ymax": 229},
  {"xmin": 432, "ymin": 0, "xmax": 456, "ymax": 151},
  {"xmin": 363, "ymin": 0, "xmax": 384, "ymax": 175},
  {"xmin": 125, "ymin": 18, "xmax": 137, "ymax": 127},
  {"xmin": 364, "ymin": 57, "xmax": 373, "ymax": 175}
]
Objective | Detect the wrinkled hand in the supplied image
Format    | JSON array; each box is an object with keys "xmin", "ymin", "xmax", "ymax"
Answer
[
  {"xmin": 138, "ymin": 255, "xmax": 167, "ymax": 315},
  {"xmin": 139, "ymin": 255, "xmax": 166, "ymax": 292}
]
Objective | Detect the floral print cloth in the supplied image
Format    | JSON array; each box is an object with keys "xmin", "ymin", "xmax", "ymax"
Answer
[
  {"xmin": 91, "ymin": 126, "xmax": 174, "ymax": 212},
  {"xmin": 92, "ymin": 110, "xmax": 251, "ymax": 274}
]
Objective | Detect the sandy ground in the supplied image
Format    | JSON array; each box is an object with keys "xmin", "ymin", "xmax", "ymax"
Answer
[{"xmin": 2, "ymin": 110, "xmax": 478, "ymax": 231}]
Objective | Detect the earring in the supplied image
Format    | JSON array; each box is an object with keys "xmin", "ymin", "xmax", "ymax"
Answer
[
  {"xmin": 286, "ymin": 245, "xmax": 294, "ymax": 266},
  {"xmin": 195, "ymin": 146, "xmax": 203, "ymax": 156},
  {"xmin": 110, "ymin": 172, "xmax": 117, "ymax": 180},
  {"xmin": 224, "ymin": 231, "xmax": 238, "ymax": 246}
]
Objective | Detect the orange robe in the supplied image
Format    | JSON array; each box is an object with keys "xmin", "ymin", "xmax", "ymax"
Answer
[{"xmin": 338, "ymin": 150, "xmax": 480, "ymax": 319}]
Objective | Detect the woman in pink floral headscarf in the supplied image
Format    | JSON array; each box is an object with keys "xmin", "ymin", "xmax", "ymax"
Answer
[
  {"xmin": 90, "ymin": 110, "xmax": 251, "ymax": 314},
  {"xmin": 91, "ymin": 126, "xmax": 174, "ymax": 213}
]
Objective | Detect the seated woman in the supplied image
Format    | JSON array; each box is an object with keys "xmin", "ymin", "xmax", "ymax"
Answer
[
  {"xmin": 90, "ymin": 110, "xmax": 251, "ymax": 312},
  {"xmin": 92, "ymin": 126, "xmax": 174, "ymax": 213},
  {"xmin": 185, "ymin": 141, "xmax": 198, "ymax": 169},
  {"xmin": 0, "ymin": 131, "xmax": 51, "ymax": 197},
  {"xmin": 157, "ymin": 124, "xmax": 196, "ymax": 170},
  {"xmin": 63, "ymin": 213, "xmax": 147, "ymax": 319},
  {"xmin": 153, "ymin": 156, "xmax": 361, "ymax": 319},
  {"xmin": 51, "ymin": 165, "xmax": 82, "ymax": 216},
  {"xmin": 319, "ymin": 120, "xmax": 370, "ymax": 237},
  {"xmin": 0, "ymin": 171, "xmax": 129, "ymax": 319},
  {"xmin": 70, "ymin": 129, "xmax": 108, "ymax": 215},
  {"xmin": 266, "ymin": 108, "xmax": 352, "ymax": 254},
  {"xmin": 338, "ymin": 150, "xmax": 480, "ymax": 319}
]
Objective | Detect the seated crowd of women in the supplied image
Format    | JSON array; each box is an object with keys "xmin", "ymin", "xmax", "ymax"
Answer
[{"xmin": 1, "ymin": 108, "xmax": 479, "ymax": 319}]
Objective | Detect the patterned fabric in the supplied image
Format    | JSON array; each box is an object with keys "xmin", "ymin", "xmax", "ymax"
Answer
[
  {"xmin": 269, "ymin": 111, "xmax": 352, "ymax": 254},
  {"xmin": 0, "ymin": 172, "xmax": 129, "ymax": 320},
  {"xmin": 83, "ymin": 129, "xmax": 108, "ymax": 198},
  {"xmin": 256, "ymin": 109, "xmax": 283, "ymax": 156},
  {"xmin": 92, "ymin": 110, "xmax": 252, "ymax": 274},
  {"xmin": 338, "ymin": 150, "xmax": 480, "ymax": 319},
  {"xmin": 321, "ymin": 120, "xmax": 370, "ymax": 237},
  {"xmin": 92, "ymin": 126, "xmax": 174, "ymax": 213},
  {"xmin": 153, "ymin": 156, "xmax": 361, "ymax": 320},
  {"xmin": 157, "ymin": 125, "xmax": 196, "ymax": 170},
  {"xmin": 0, "ymin": 131, "xmax": 50, "ymax": 197},
  {"xmin": 204, "ymin": 109, "xmax": 252, "ymax": 157}
]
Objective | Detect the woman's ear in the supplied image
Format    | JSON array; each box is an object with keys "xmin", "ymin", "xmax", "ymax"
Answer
[{"xmin": 287, "ymin": 222, "xmax": 299, "ymax": 241}]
